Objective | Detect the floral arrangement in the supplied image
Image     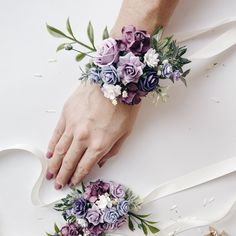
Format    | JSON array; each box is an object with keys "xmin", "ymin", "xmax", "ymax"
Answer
[
  {"xmin": 47, "ymin": 19, "xmax": 191, "ymax": 105},
  {"xmin": 47, "ymin": 180, "xmax": 159, "ymax": 236}
]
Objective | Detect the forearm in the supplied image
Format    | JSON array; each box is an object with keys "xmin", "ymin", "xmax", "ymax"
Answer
[{"xmin": 111, "ymin": 0, "xmax": 179, "ymax": 37}]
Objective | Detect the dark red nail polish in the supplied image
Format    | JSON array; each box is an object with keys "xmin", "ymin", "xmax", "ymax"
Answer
[
  {"xmin": 55, "ymin": 182, "xmax": 62, "ymax": 190},
  {"xmin": 46, "ymin": 151, "xmax": 53, "ymax": 159},
  {"xmin": 46, "ymin": 171, "xmax": 53, "ymax": 180}
]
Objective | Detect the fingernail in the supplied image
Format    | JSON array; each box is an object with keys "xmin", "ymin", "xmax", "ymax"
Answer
[
  {"xmin": 46, "ymin": 171, "xmax": 53, "ymax": 180},
  {"xmin": 55, "ymin": 182, "xmax": 62, "ymax": 190},
  {"xmin": 46, "ymin": 151, "xmax": 53, "ymax": 159},
  {"xmin": 69, "ymin": 182, "xmax": 74, "ymax": 188}
]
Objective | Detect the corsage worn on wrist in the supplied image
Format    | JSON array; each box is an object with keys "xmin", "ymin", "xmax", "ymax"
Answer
[{"xmin": 47, "ymin": 19, "xmax": 191, "ymax": 106}]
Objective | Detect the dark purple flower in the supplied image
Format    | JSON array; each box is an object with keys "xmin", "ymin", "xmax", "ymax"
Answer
[
  {"xmin": 117, "ymin": 52, "xmax": 144, "ymax": 84},
  {"xmin": 117, "ymin": 200, "xmax": 129, "ymax": 216},
  {"xmin": 73, "ymin": 198, "xmax": 88, "ymax": 218},
  {"xmin": 60, "ymin": 223, "xmax": 83, "ymax": 236},
  {"xmin": 138, "ymin": 70, "xmax": 159, "ymax": 92},
  {"xmin": 103, "ymin": 207, "xmax": 120, "ymax": 224},
  {"xmin": 109, "ymin": 182, "xmax": 126, "ymax": 199},
  {"xmin": 172, "ymin": 70, "xmax": 181, "ymax": 81},
  {"xmin": 86, "ymin": 208, "xmax": 103, "ymax": 226},
  {"xmin": 101, "ymin": 65, "xmax": 120, "ymax": 84},
  {"xmin": 129, "ymin": 30, "xmax": 151, "ymax": 56},
  {"xmin": 122, "ymin": 25, "xmax": 136, "ymax": 46},
  {"xmin": 162, "ymin": 63, "xmax": 173, "ymax": 78},
  {"xmin": 84, "ymin": 180, "xmax": 110, "ymax": 203},
  {"xmin": 94, "ymin": 38, "xmax": 119, "ymax": 67},
  {"xmin": 88, "ymin": 224, "xmax": 104, "ymax": 236},
  {"xmin": 114, "ymin": 216, "xmax": 127, "ymax": 229},
  {"xmin": 88, "ymin": 67, "xmax": 101, "ymax": 83}
]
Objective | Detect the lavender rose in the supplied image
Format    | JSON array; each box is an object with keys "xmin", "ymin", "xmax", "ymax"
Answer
[
  {"xmin": 94, "ymin": 38, "xmax": 119, "ymax": 67},
  {"xmin": 129, "ymin": 30, "xmax": 151, "ymax": 56},
  {"xmin": 114, "ymin": 216, "xmax": 127, "ymax": 229},
  {"xmin": 103, "ymin": 207, "xmax": 120, "ymax": 224},
  {"xmin": 86, "ymin": 208, "xmax": 103, "ymax": 226},
  {"xmin": 117, "ymin": 200, "xmax": 129, "ymax": 216},
  {"xmin": 162, "ymin": 63, "xmax": 173, "ymax": 78},
  {"xmin": 84, "ymin": 180, "xmax": 110, "ymax": 202},
  {"xmin": 101, "ymin": 65, "xmax": 120, "ymax": 84},
  {"xmin": 73, "ymin": 198, "xmax": 88, "ymax": 218},
  {"xmin": 60, "ymin": 223, "xmax": 83, "ymax": 236},
  {"xmin": 88, "ymin": 67, "xmax": 101, "ymax": 83},
  {"xmin": 172, "ymin": 70, "xmax": 181, "ymax": 81},
  {"xmin": 117, "ymin": 52, "xmax": 144, "ymax": 84},
  {"xmin": 138, "ymin": 70, "xmax": 159, "ymax": 92},
  {"xmin": 88, "ymin": 224, "xmax": 104, "ymax": 236},
  {"xmin": 109, "ymin": 182, "xmax": 126, "ymax": 198}
]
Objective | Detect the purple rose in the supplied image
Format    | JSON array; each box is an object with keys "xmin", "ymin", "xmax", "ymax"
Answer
[
  {"xmin": 94, "ymin": 38, "xmax": 119, "ymax": 67},
  {"xmin": 60, "ymin": 223, "xmax": 83, "ymax": 236},
  {"xmin": 86, "ymin": 208, "xmax": 103, "ymax": 226},
  {"xmin": 172, "ymin": 70, "xmax": 181, "ymax": 81},
  {"xmin": 121, "ymin": 83, "xmax": 147, "ymax": 105},
  {"xmin": 101, "ymin": 65, "xmax": 120, "ymax": 84},
  {"xmin": 84, "ymin": 180, "xmax": 110, "ymax": 203},
  {"xmin": 114, "ymin": 216, "xmax": 127, "ymax": 229},
  {"xmin": 103, "ymin": 207, "xmax": 120, "ymax": 224},
  {"xmin": 88, "ymin": 67, "xmax": 101, "ymax": 83},
  {"xmin": 162, "ymin": 63, "xmax": 173, "ymax": 78},
  {"xmin": 117, "ymin": 52, "xmax": 144, "ymax": 84},
  {"xmin": 129, "ymin": 30, "xmax": 151, "ymax": 56},
  {"xmin": 73, "ymin": 198, "xmax": 88, "ymax": 218},
  {"xmin": 138, "ymin": 70, "xmax": 159, "ymax": 92},
  {"xmin": 109, "ymin": 182, "xmax": 126, "ymax": 198},
  {"xmin": 117, "ymin": 200, "xmax": 129, "ymax": 216}
]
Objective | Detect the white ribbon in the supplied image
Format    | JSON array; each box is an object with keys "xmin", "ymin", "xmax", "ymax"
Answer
[{"xmin": 1, "ymin": 17, "xmax": 236, "ymax": 236}]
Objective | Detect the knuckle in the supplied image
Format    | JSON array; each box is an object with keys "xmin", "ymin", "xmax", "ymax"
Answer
[
  {"xmin": 63, "ymin": 159, "xmax": 75, "ymax": 171},
  {"xmin": 76, "ymin": 130, "xmax": 89, "ymax": 142},
  {"xmin": 54, "ymin": 127, "xmax": 63, "ymax": 137},
  {"xmin": 91, "ymin": 142, "xmax": 107, "ymax": 154},
  {"xmin": 55, "ymin": 144, "xmax": 67, "ymax": 156}
]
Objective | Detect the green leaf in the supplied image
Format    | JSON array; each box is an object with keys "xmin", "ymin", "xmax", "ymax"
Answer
[
  {"xmin": 180, "ymin": 58, "xmax": 191, "ymax": 64},
  {"xmin": 128, "ymin": 217, "xmax": 135, "ymax": 231},
  {"xmin": 66, "ymin": 17, "xmax": 74, "ymax": 37},
  {"xmin": 135, "ymin": 214, "xmax": 151, "ymax": 218},
  {"xmin": 46, "ymin": 24, "xmax": 67, "ymax": 38},
  {"xmin": 102, "ymin": 26, "xmax": 109, "ymax": 40},
  {"xmin": 87, "ymin": 21, "xmax": 95, "ymax": 48},
  {"xmin": 75, "ymin": 53, "xmax": 86, "ymax": 62},
  {"xmin": 141, "ymin": 223, "xmax": 148, "ymax": 235},
  {"xmin": 46, "ymin": 233, "xmax": 53, "ymax": 236},
  {"xmin": 145, "ymin": 220, "xmax": 159, "ymax": 225},
  {"xmin": 152, "ymin": 26, "xmax": 164, "ymax": 41},
  {"xmin": 54, "ymin": 223, "xmax": 60, "ymax": 233},
  {"xmin": 56, "ymin": 43, "xmax": 66, "ymax": 52},
  {"xmin": 81, "ymin": 182, "xmax": 86, "ymax": 192},
  {"xmin": 182, "ymin": 69, "xmax": 191, "ymax": 77},
  {"xmin": 147, "ymin": 224, "xmax": 160, "ymax": 234},
  {"xmin": 180, "ymin": 76, "xmax": 187, "ymax": 87}
]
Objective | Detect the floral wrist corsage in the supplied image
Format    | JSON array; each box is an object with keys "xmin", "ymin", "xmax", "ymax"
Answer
[
  {"xmin": 47, "ymin": 19, "xmax": 190, "ymax": 105},
  {"xmin": 47, "ymin": 180, "xmax": 159, "ymax": 236}
]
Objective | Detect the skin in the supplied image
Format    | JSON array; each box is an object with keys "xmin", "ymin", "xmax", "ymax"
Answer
[{"xmin": 46, "ymin": 0, "xmax": 179, "ymax": 190}]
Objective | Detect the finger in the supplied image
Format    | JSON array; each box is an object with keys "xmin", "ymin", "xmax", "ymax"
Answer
[
  {"xmin": 70, "ymin": 145, "xmax": 108, "ymax": 186},
  {"xmin": 98, "ymin": 135, "xmax": 127, "ymax": 167},
  {"xmin": 46, "ymin": 116, "xmax": 66, "ymax": 158},
  {"xmin": 46, "ymin": 131, "xmax": 73, "ymax": 184},
  {"xmin": 55, "ymin": 139, "xmax": 87, "ymax": 187}
]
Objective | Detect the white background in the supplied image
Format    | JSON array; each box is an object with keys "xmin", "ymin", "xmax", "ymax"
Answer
[{"xmin": 0, "ymin": 0, "xmax": 236, "ymax": 235}]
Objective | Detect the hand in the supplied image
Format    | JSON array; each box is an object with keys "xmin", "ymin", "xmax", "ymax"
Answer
[{"xmin": 46, "ymin": 83, "xmax": 140, "ymax": 189}]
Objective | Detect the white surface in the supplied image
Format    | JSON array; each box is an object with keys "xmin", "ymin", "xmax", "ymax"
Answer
[{"xmin": 0, "ymin": 0, "xmax": 236, "ymax": 235}]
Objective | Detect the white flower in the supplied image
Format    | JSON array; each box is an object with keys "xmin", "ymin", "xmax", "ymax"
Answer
[
  {"xmin": 77, "ymin": 218, "xmax": 88, "ymax": 228},
  {"xmin": 157, "ymin": 70, "xmax": 162, "ymax": 76},
  {"xmin": 101, "ymin": 84, "xmax": 121, "ymax": 101},
  {"xmin": 96, "ymin": 193, "xmax": 113, "ymax": 209},
  {"xmin": 112, "ymin": 99, "xmax": 118, "ymax": 106},
  {"xmin": 122, "ymin": 91, "xmax": 128, "ymax": 98},
  {"xmin": 144, "ymin": 48, "xmax": 159, "ymax": 67},
  {"xmin": 162, "ymin": 59, "xmax": 169, "ymax": 64}
]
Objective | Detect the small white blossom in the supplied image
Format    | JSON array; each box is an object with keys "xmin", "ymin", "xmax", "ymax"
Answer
[
  {"xmin": 162, "ymin": 59, "xmax": 169, "ymax": 64},
  {"xmin": 77, "ymin": 218, "xmax": 88, "ymax": 228},
  {"xmin": 101, "ymin": 84, "xmax": 121, "ymax": 101},
  {"xmin": 122, "ymin": 91, "xmax": 128, "ymax": 98},
  {"xmin": 112, "ymin": 99, "xmax": 118, "ymax": 106},
  {"xmin": 96, "ymin": 193, "xmax": 113, "ymax": 209},
  {"xmin": 157, "ymin": 70, "xmax": 162, "ymax": 76},
  {"xmin": 144, "ymin": 48, "xmax": 159, "ymax": 67}
]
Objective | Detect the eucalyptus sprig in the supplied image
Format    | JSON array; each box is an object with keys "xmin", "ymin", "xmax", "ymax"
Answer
[{"xmin": 46, "ymin": 18, "xmax": 109, "ymax": 62}]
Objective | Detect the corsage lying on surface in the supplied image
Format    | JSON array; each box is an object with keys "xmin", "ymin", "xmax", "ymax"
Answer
[
  {"xmin": 47, "ymin": 180, "xmax": 159, "ymax": 236},
  {"xmin": 47, "ymin": 19, "xmax": 190, "ymax": 105}
]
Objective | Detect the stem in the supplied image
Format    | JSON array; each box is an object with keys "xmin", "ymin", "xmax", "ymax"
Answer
[
  {"xmin": 66, "ymin": 35, "xmax": 95, "ymax": 51},
  {"xmin": 72, "ymin": 49, "xmax": 94, "ymax": 58}
]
